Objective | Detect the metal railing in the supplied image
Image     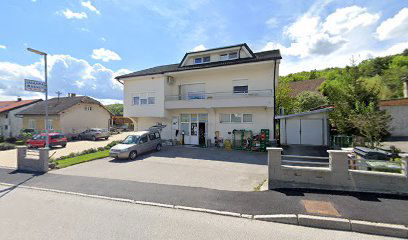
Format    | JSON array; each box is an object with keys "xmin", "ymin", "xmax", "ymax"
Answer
[{"xmin": 165, "ymin": 89, "xmax": 273, "ymax": 101}]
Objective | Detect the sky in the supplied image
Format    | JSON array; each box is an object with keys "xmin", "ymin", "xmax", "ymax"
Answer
[{"xmin": 0, "ymin": 0, "xmax": 407, "ymax": 104}]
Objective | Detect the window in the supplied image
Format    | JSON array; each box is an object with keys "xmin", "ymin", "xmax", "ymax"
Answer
[
  {"xmin": 133, "ymin": 96, "xmax": 140, "ymax": 105},
  {"xmin": 4, "ymin": 125, "xmax": 8, "ymax": 130},
  {"xmin": 28, "ymin": 119, "xmax": 36, "ymax": 130},
  {"xmin": 219, "ymin": 113, "xmax": 253, "ymax": 123},
  {"xmin": 243, "ymin": 114, "xmax": 253, "ymax": 123},
  {"xmin": 132, "ymin": 92, "xmax": 155, "ymax": 106},
  {"xmin": 220, "ymin": 54, "xmax": 228, "ymax": 61},
  {"xmin": 46, "ymin": 119, "xmax": 53, "ymax": 130},
  {"xmin": 180, "ymin": 84, "xmax": 205, "ymax": 100},
  {"xmin": 149, "ymin": 133, "xmax": 157, "ymax": 140},
  {"xmin": 194, "ymin": 56, "xmax": 210, "ymax": 64},
  {"xmin": 194, "ymin": 57, "xmax": 202, "ymax": 64},
  {"xmin": 140, "ymin": 135, "xmax": 148, "ymax": 143},
  {"xmin": 180, "ymin": 114, "xmax": 190, "ymax": 135},
  {"xmin": 231, "ymin": 114, "xmax": 241, "ymax": 123},
  {"xmin": 233, "ymin": 79, "xmax": 248, "ymax": 94},
  {"xmin": 228, "ymin": 52, "xmax": 238, "ymax": 59},
  {"xmin": 85, "ymin": 106, "xmax": 92, "ymax": 111}
]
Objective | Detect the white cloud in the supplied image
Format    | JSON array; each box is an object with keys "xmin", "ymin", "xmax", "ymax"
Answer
[
  {"xmin": 100, "ymin": 37, "xmax": 106, "ymax": 41},
  {"xmin": 268, "ymin": 5, "xmax": 380, "ymax": 58},
  {"xmin": 59, "ymin": 9, "xmax": 88, "ymax": 19},
  {"xmin": 376, "ymin": 8, "xmax": 408, "ymax": 40},
  {"xmin": 265, "ymin": 17, "xmax": 278, "ymax": 28},
  {"xmin": 91, "ymin": 48, "xmax": 121, "ymax": 62},
  {"xmin": 81, "ymin": 1, "xmax": 101, "ymax": 15},
  {"xmin": 0, "ymin": 45, "xmax": 6, "ymax": 49},
  {"xmin": 0, "ymin": 55, "xmax": 131, "ymax": 101},
  {"xmin": 192, "ymin": 44, "xmax": 207, "ymax": 52}
]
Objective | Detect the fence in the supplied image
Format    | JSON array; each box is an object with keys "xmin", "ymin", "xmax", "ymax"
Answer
[
  {"xmin": 17, "ymin": 146, "xmax": 49, "ymax": 173},
  {"xmin": 268, "ymin": 148, "xmax": 408, "ymax": 195}
]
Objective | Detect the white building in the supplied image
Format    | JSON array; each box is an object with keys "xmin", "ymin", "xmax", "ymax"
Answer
[
  {"xmin": 0, "ymin": 98, "xmax": 42, "ymax": 138},
  {"xmin": 116, "ymin": 44, "xmax": 281, "ymax": 145}
]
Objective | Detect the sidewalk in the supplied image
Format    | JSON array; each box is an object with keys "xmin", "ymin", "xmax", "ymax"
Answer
[{"xmin": 1, "ymin": 167, "xmax": 407, "ymax": 227}]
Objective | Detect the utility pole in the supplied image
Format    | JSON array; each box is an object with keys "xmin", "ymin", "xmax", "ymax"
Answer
[{"xmin": 56, "ymin": 91, "xmax": 62, "ymax": 98}]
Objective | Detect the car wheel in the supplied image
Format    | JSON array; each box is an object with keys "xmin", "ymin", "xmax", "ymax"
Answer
[
  {"xmin": 156, "ymin": 144, "xmax": 162, "ymax": 151},
  {"xmin": 91, "ymin": 136, "xmax": 96, "ymax": 141},
  {"xmin": 77, "ymin": 135, "xmax": 82, "ymax": 141},
  {"xmin": 129, "ymin": 151, "xmax": 137, "ymax": 160},
  {"xmin": 105, "ymin": 137, "xmax": 109, "ymax": 140},
  {"xmin": 61, "ymin": 143, "xmax": 67, "ymax": 148}
]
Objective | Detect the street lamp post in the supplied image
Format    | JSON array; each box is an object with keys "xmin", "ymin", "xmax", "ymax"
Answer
[{"xmin": 27, "ymin": 48, "xmax": 49, "ymax": 149}]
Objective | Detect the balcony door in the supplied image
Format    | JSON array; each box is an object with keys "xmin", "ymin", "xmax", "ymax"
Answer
[{"xmin": 180, "ymin": 83, "xmax": 205, "ymax": 100}]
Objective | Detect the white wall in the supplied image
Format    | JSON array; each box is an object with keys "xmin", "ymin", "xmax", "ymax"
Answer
[
  {"xmin": 59, "ymin": 103, "xmax": 111, "ymax": 134},
  {"xmin": 0, "ymin": 104, "xmax": 41, "ymax": 138},
  {"xmin": 183, "ymin": 47, "xmax": 252, "ymax": 66},
  {"xmin": 124, "ymin": 75, "xmax": 166, "ymax": 118},
  {"xmin": 381, "ymin": 106, "xmax": 408, "ymax": 136}
]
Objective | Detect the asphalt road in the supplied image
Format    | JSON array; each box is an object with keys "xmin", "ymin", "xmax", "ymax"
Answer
[
  {"xmin": 0, "ymin": 186, "xmax": 396, "ymax": 240},
  {"xmin": 1, "ymin": 167, "xmax": 408, "ymax": 226}
]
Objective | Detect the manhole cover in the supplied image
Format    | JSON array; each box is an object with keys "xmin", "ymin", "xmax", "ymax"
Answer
[{"xmin": 301, "ymin": 200, "xmax": 340, "ymax": 216}]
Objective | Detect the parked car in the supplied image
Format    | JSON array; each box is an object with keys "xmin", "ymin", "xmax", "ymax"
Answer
[
  {"xmin": 77, "ymin": 128, "xmax": 110, "ymax": 141},
  {"xmin": 26, "ymin": 133, "xmax": 67, "ymax": 148},
  {"xmin": 109, "ymin": 130, "xmax": 161, "ymax": 160}
]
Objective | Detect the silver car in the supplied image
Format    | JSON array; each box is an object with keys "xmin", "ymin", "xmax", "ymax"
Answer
[{"xmin": 109, "ymin": 130, "xmax": 162, "ymax": 160}]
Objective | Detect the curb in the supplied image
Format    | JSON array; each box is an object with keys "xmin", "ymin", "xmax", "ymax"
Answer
[{"xmin": 1, "ymin": 182, "xmax": 407, "ymax": 238}]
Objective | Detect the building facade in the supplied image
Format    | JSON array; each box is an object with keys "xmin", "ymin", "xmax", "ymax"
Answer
[{"xmin": 117, "ymin": 44, "xmax": 281, "ymax": 144}]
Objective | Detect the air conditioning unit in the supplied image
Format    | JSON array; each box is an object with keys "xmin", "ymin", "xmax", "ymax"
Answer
[{"xmin": 166, "ymin": 76, "xmax": 175, "ymax": 85}]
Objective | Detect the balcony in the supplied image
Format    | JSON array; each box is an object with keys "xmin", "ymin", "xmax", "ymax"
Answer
[{"xmin": 164, "ymin": 89, "xmax": 273, "ymax": 109}]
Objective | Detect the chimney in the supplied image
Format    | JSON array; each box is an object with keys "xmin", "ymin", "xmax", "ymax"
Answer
[
  {"xmin": 17, "ymin": 97, "xmax": 22, "ymax": 102},
  {"xmin": 404, "ymin": 79, "xmax": 408, "ymax": 98}
]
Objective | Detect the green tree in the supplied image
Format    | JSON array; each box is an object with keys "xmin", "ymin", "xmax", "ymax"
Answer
[
  {"xmin": 276, "ymin": 82, "xmax": 296, "ymax": 115},
  {"xmin": 295, "ymin": 91, "xmax": 328, "ymax": 112},
  {"xmin": 106, "ymin": 104, "xmax": 123, "ymax": 116}
]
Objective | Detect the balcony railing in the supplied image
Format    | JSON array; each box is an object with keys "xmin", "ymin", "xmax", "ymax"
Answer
[{"xmin": 165, "ymin": 89, "xmax": 273, "ymax": 101}]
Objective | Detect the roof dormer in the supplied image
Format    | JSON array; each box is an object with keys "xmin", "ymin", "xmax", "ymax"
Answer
[{"xmin": 179, "ymin": 43, "xmax": 255, "ymax": 67}]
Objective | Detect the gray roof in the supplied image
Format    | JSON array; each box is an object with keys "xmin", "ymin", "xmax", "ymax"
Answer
[
  {"xmin": 116, "ymin": 49, "xmax": 282, "ymax": 79},
  {"xmin": 275, "ymin": 107, "xmax": 333, "ymax": 120},
  {"xmin": 17, "ymin": 96, "xmax": 108, "ymax": 115}
]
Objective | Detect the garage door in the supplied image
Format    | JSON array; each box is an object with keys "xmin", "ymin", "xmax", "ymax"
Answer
[
  {"xmin": 300, "ymin": 119, "xmax": 323, "ymax": 145},
  {"xmin": 285, "ymin": 118, "xmax": 324, "ymax": 145},
  {"xmin": 286, "ymin": 119, "xmax": 300, "ymax": 144}
]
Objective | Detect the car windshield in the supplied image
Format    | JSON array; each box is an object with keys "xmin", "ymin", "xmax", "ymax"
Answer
[{"xmin": 122, "ymin": 135, "xmax": 140, "ymax": 144}]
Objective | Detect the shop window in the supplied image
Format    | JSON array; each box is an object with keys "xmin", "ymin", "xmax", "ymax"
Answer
[{"xmin": 243, "ymin": 114, "xmax": 253, "ymax": 123}]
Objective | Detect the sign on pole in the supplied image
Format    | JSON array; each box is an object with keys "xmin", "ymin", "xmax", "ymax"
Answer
[{"xmin": 24, "ymin": 79, "xmax": 47, "ymax": 93}]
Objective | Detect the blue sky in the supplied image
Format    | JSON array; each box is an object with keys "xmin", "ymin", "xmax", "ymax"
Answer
[{"xmin": 0, "ymin": 0, "xmax": 407, "ymax": 104}]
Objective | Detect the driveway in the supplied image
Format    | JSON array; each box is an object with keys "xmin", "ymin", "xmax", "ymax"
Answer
[
  {"xmin": 52, "ymin": 146, "xmax": 268, "ymax": 191},
  {"xmin": 0, "ymin": 132, "xmax": 131, "ymax": 169}
]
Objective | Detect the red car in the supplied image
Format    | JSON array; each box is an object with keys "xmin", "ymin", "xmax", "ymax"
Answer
[{"xmin": 27, "ymin": 133, "xmax": 67, "ymax": 148}]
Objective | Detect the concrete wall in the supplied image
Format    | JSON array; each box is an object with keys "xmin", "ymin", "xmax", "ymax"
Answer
[
  {"xmin": 267, "ymin": 148, "xmax": 408, "ymax": 195},
  {"xmin": 380, "ymin": 105, "xmax": 408, "ymax": 137},
  {"xmin": 59, "ymin": 103, "xmax": 111, "ymax": 134}
]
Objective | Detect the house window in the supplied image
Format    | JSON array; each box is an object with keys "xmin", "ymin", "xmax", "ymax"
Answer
[
  {"xmin": 180, "ymin": 83, "xmax": 205, "ymax": 100},
  {"xmin": 220, "ymin": 54, "xmax": 228, "ymax": 61},
  {"xmin": 46, "ymin": 119, "xmax": 53, "ymax": 130},
  {"xmin": 85, "ymin": 106, "xmax": 92, "ymax": 111},
  {"xmin": 194, "ymin": 57, "xmax": 202, "ymax": 64},
  {"xmin": 4, "ymin": 125, "xmax": 8, "ymax": 130},
  {"xmin": 180, "ymin": 114, "xmax": 190, "ymax": 135},
  {"xmin": 28, "ymin": 119, "xmax": 36, "ymax": 129},
  {"xmin": 132, "ymin": 93, "xmax": 155, "ymax": 106},
  {"xmin": 203, "ymin": 56, "xmax": 210, "ymax": 63},
  {"xmin": 233, "ymin": 79, "xmax": 248, "ymax": 94},
  {"xmin": 243, "ymin": 114, "xmax": 253, "ymax": 123},
  {"xmin": 219, "ymin": 113, "xmax": 253, "ymax": 123},
  {"xmin": 228, "ymin": 52, "xmax": 238, "ymax": 59}
]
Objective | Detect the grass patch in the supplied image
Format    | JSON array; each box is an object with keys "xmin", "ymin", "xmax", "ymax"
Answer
[{"xmin": 55, "ymin": 150, "xmax": 110, "ymax": 168}]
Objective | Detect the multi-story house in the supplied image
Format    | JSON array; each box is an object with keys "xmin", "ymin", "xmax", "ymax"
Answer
[{"xmin": 116, "ymin": 43, "xmax": 281, "ymax": 145}]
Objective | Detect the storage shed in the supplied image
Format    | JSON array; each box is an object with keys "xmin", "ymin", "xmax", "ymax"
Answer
[{"xmin": 276, "ymin": 107, "xmax": 332, "ymax": 146}]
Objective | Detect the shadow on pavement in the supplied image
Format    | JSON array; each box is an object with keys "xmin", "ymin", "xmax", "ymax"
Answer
[{"xmin": 0, "ymin": 170, "xmax": 44, "ymax": 199}]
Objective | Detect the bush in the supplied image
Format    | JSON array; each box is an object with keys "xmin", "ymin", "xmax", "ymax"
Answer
[
  {"xmin": 105, "ymin": 141, "xmax": 120, "ymax": 150},
  {"xmin": 6, "ymin": 137, "xmax": 17, "ymax": 143},
  {"xmin": 97, "ymin": 147, "xmax": 105, "ymax": 151},
  {"xmin": 0, "ymin": 143, "xmax": 16, "ymax": 151},
  {"xmin": 0, "ymin": 136, "xmax": 4, "ymax": 143},
  {"xmin": 15, "ymin": 140, "xmax": 25, "ymax": 145}
]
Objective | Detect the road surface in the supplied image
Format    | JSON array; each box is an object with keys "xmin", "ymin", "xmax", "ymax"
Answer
[{"xmin": 0, "ymin": 186, "xmax": 396, "ymax": 240}]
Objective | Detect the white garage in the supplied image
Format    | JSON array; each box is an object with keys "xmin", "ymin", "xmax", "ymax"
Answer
[{"xmin": 277, "ymin": 108, "xmax": 332, "ymax": 146}]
